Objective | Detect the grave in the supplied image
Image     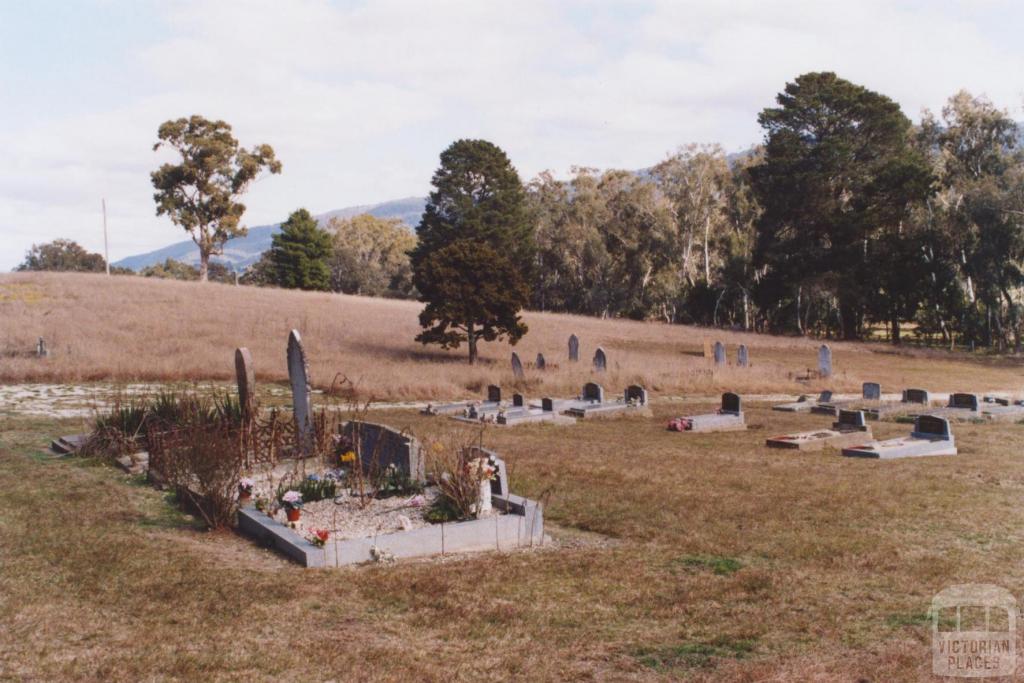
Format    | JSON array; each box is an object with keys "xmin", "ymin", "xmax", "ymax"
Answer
[
  {"xmin": 925, "ymin": 393, "xmax": 983, "ymax": 422},
  {"xmin": 422, "ymin": 385, "xmax": 502, "ymax": 416},
  {"xmin": 568, "ymin": 334, "xmax": 579, "ymax": 362},
  {"xmin": 812, "ymin": 382, "xmax": 880, "ymax": 416},
  {"xmin": 766, "ymin": 409, "xmax": 871, "ymax": 451},
  {"xmin": 861, "ymin": 386, "xmax": 934, "ymax": 420},
  {"xmin": 560, "ymin": 383, "xmax": 651, "ymax": 419},
  {"xmin": 237, "ymin": 440, "xmax": 544, "ymax": 567},
  {"xmin": 511, "ymin": 352, "xmax": 525, "ymax": 379},
  {"xmin": 495, "ymin": 394, "xmax": 574, "ymax": 426},
  {"xmin": 593, "ymin": 347, "xmax": 607, "ymax": 372},
  {"xmin": 235, "ymin": 347, "xmax": 256, "ymax": 421},
  {"xmin": 536, "ymin": 353, "xmax": 546, "ymax": 371},
  {"xmin": 713, "ymin": 341, "xmax": 726, "ymax": 366},
  {"xmin": 818, "ymin": 344, "xmax": 832, "ymax": 378},
  {"xmin": 667, "ymin": 393, "xmax": 746, "ymax": 433},
  {"xmin": 452, "ymin": 392, "xmax": 536, "ymax": 425},
  {"xmin": 342, "ymin": 421, "xmax": 426, "ymax": 485},
  {"xmin": 287, "ymin": 330, "xmax": 314, "ymax": 453},
  {"xmin": 773, "ymin": 390, "xmax": 833, "ymax": 413},
  {"xmin": 841, "ymin": 415, "xmax": 957, "ymax": 459},
  {"xmin": 50, "ymin": 433, "xmax": 89, "ymax": 455},
  {"xmin": 737, "ymin": 344, "xmax": 749, "ymax": 368}
]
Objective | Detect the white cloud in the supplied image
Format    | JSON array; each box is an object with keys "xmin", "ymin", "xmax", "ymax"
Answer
[{"xmin": 1, "ymin": 0, "xmax": 1022, "ymax": 269}]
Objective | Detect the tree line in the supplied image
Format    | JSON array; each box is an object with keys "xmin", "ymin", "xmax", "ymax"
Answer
[{"xmin": 18, "ymin": 72, "xmax": 1024, "ymax": 353}]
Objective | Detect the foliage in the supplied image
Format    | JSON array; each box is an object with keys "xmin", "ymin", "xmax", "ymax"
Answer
[
  {"xmin": 140, "ymin": 258, "xmax": 235, "ymax": 284},
  {"xmin": 151, "ymin": 115, "xmax": 281, "ymax": 281},
  {"xmin": 276, "ymin": 474, "xmax": 336, "ymax": 505},
  {"xmin": 16, "ymin": 239, "xmax": 111, "ymax": 273},
  {"xmin": 411, "ymin": 139, "xmax": 534, "ymax": 363},
  {"xmin": 269, "ymin": 208, "xmax": 332, "ymax": 291},
  {"xmin": 750, "ymin": 71, "xmax": 933, "ymax": 340},
  {"xmin": 425, "ymin": 440, "xmax": 496, "ymax": 522},
  {"xmin": 327, "ymin": 214, "xmax": 417, "ymax": 298}
]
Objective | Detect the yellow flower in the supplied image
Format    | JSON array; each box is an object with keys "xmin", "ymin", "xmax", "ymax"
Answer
[{"xmin": 340, "ymin": 451, "xmax": 356, "ymax": 463}]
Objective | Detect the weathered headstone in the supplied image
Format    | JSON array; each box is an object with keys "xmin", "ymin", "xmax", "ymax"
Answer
[
  {"xmin": 624, "ymin": 385, "xmax": 648, "ymax": 406},
  {"xmin": 343, "ymin": 421, "xmax": 425, "ymax": 484},
  {"xmin": 949, "ymin": 393, "xmax": 979, "ymax": 411},
  {"xmin": 234, "ymin": 347, "xmax": 255, "ymax": 421},
  {"xmin": 737, "ymin": 344, "xmax": 749, "ymax": 368},
  {"xmin": 593, "ymin": 347, "xmax": 607, "ymax": 372},
  {"xmin": 568, "ymin": 334, "xmax": 579, "ymax": 362},
  {"xmin": 511, "ymin": 352, "xmax": 525, "ymax": 379},
  {"xmin": 834, "ymin": 409, "xmax": 867, "ymax": 431},
  {"xmin": 287, "ymin": 330, "xmax": 314, "ymax": 452},
  {"xmin": 36, "ymin": 337, "xmax": 48, "ymax": 358},
  {"xmin": 902, "ymin": 388, "xmax": 929, "ymax": 405},
  {"xmin": 582, "ymin": 382, "xmax": 604, "ymax": 403},
  {"xmin": 487, "ymin": 385, "xmax": 501, "ymax": 403},
  {"xmin": 818, "ymin": 344, "xmax": 832, "ymax": 378},
  {"xmin": 713, "ymin": 341, "xmax": 726, "ymax": 366},
  {"xmin": 722, "ymin": 392, "xmax": 742, "ymax": 414},
  {"xmin": 915, "ymin": 415, "xmax": 952, "ymax": 439},
  {"xmin": 536, "ymin": 353, "xmax": 546, "ymax": 371},
  {"xmin": 862, "ymin": 382, "xmax": 881, "ymax": 400}
]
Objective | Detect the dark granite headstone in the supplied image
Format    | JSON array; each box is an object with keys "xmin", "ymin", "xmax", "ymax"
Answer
[
  {"xmin": 863, "ymin": 382, "xmax": 881, "ymax": 400},
  {"xmin": 902, "ymin": 388, "xmax": 929, "ymax": 404},
  {"xmin": 721, "ymin": 392, "xmax": 741, "ymax": 414},
  {"xmin": 593, "ymin": 347, "xmax": 607, "ymax": 372},
  {"xmin": 915, "ymin": 415, "xmax": 952, "ymax": 439},
  {"xmin": 487, "ymin": 385, "xmax": 501, "ymax": 403},
  {"xmin": 343, "ymin": 421, "xmax": 425, "ymax": 484},
  {"xmin": 624, "ymin": 385, "xmax": 648, "ymax": 405},
  {"xmin": 583, "ymin": 382, "xmax": 604, "ymax": 403},
  {"xmin": 568, "ymin": 334, "xmax": 579, "ymax": 362},
  {"xmin": 536, "ymin": 353, "xmax": 546, "ymax": 370},
  {"xmin": 948, "ymin": 393, "xmax": 979, "ymax": 411}
]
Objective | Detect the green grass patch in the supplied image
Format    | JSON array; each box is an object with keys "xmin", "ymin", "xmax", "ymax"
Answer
[
  {"xmin": 634, "ymin": 637, "xmax": 757, "ymax": 671},
  {"xmin": 673, "ymin": 554, "xmax": 744, "ymax": 575}
]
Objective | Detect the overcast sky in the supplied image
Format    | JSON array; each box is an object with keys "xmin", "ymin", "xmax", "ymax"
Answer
[{"xmin": 2, "ymin": 0, "xmax": 1022, "ymax": 271}]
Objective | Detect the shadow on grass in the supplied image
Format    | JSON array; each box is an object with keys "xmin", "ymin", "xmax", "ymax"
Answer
[{"xmin": 634, "ymin": 637, "xmax": 757, "ymax": 671}]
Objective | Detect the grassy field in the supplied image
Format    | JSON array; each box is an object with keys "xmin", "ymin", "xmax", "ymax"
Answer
[
  {"xmin": 3, "ymin": 401, "xmax": 1024, "ymax": 681},
  {"xmin": 3, "ymin": 272, "xmax": 1024, "ymax": 401}
]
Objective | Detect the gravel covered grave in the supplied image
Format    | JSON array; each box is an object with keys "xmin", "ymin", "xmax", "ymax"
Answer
[{"xmin": 269, "ymin": 487, "xmax": 445, "ymax": 540}]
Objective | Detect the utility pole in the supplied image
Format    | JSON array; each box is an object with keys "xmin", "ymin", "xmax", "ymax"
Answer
[{"xmin": 102, "ymin": 198, "xmax": 111, "ymax": 275}]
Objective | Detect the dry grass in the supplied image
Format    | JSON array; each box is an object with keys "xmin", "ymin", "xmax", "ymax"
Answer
[
  {"xmin": 3, "ymin": 272, "xmax": 1024, "ymax": 401},
  {"xmin": 3, "ymin": 403, "xmax": 1024, "ymax": 681}
]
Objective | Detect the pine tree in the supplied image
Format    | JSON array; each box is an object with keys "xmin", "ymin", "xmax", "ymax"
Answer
[
  {"xmin": 269, "ymin": 209, "xmax": 332, "ymax": 291},
  {"xmin": 410, "ymin": 139, "xmax": 534, "ymax": 363}
]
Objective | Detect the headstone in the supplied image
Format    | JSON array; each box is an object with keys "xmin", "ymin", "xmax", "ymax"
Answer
[
  {"xmin": 818, "ymin": 344, "xmax": 832, "ymax": 378},
  {"xmin": 593, "ymin": 347, "xmax": 607, "ymax": 372},
  {"xmin": 862, "ymin": 382, "xmax": 881, "ymax": 400},
  {"xmin": 902, "ymin": 388, "xmax": 928, "ymax": 405},
  {"xmin": 737, "ymin": 344, "xmax": 749, "ymax": 368},
  {"xmin": 512, "ymin": 393, "xmax": 526, "ymax": 408},
  {"xmin": 819, "ymin": 390, "xmax": 833, "ymax": 403},
  {"xmin": 234, "ymin": 347, "xmax": 255, "ymax": 421},
  {"xmin": 834, "ymin": 409, "xmax": 866, "ymax": 430},
  {"xmin": 536, "ymin": 353, "xmax": 546, "ymax": 371},
  {"xmin": 721, "ymin": 392, "xmax": 741, "ymax": 414},
  {"xmin": 287, "ymin": 330, "xmax": 314, "ymax": 452},
  {"xmin": 36, "ymin": 337, "xmax": 48, "ymax": 358},
  {"xmin": 511, "ymin": 352, "xmax": 525, "ymax": 379},
  {"xmin": 466, "ymin": 446, "xmax": 508, "ymax": 498},
  {"xmin": 568, "ymin": 334, "xmax": 579, "ymax": 362},
  {"xmin": 582, "ymin": 382, "xmax": 604, "ymax": 403},
  {"xmin": 487, "ymin": 385, "xmax": 501, "ymax": 403},
  {"xmin": 949, "ymin": 393, "xmax": 979, "ymax": 411},
  {"xmin": 914, "ymin": 415, "xmax": 952, "ymax": 439},
  {"xmin": 624, "ymin": 385, "xmax": 648, "ymax": 406},
  {"xmin": 541, "ymin": 397, "xmax": 554, "ymax": 412},
  {"xmin": 713, "ymin": 341, "xmax": 726, "ymax": 366},
  {"xmin": 343, "ymin": 421, "xmax": 425, "ymax": 484}
]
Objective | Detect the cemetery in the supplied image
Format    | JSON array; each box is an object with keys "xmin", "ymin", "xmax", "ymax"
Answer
[
  {"xmin": 978, "ymin": 395, "xmax": 1024, "ymax": 421},
  {"xmin": 840, "ymin": 415, "xmax": 958, "ymax": 459},
  {"xmin": 667, "ymin": 392, "xmax": 746, "ymax": 432},
  {"xmin": 765, "ymin": 408, "xmax": 871, "ymax": 451},
  {"xmin": 925, "ymin": 392, "xmax": 984, "ymax": 421},
  {"xmin": 559, "ymin": 382, "xmax": 652, "ymax": 419}
]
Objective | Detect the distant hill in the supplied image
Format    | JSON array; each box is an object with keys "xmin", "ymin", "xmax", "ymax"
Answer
[{"xmin": 114, "ymin": 197, "xmax": 426, "ymax": 272}]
